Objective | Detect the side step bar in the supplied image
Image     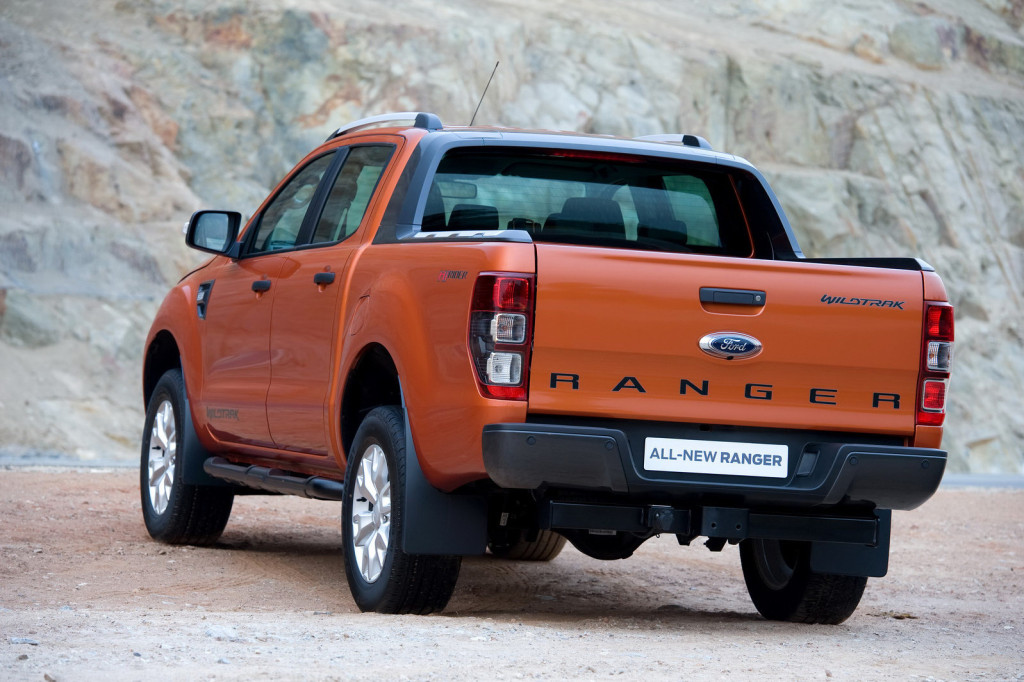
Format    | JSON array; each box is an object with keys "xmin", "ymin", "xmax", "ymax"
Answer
[{"xmin": 203, "ymin": 457, "xmax": 344, "ymax": 501}]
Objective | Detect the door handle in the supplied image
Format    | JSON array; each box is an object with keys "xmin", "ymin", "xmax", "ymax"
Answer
[
  {"xmin": 699, "ymin": 287, "xmax": 766, "ymax": 306},
  {"xmin": 313, "ymin": 272, "xmax": 336, "ymax": 286},
  {"xmin": 251, "ymin": 279, "xmax": 272, "ymax": 293}
]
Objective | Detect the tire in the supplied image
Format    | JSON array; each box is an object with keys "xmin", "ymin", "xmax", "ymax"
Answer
[
  {"xmin": 488, "ymin": 529, "xmax": 566, "ymax": 561},
  {"xmin": 140, "ymin": 369, "xmax": 233, "ymax": 545},
  {"xmin": 341, "ymin": 406, "xmax": 461, "ymax": 614},
  {"xmin": 739, "ymin": 538, "xmax": 867, "ymax": 625}
]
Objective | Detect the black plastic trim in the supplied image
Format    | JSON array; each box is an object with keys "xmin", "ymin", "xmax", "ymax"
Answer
[
  {"xmin": 196, "ymin": 280, "xmax": 214, "ymax": 320},
  {"xmin": 699, "ymin": 287, "xmax": 766, "ymax": 306},
  {"xmin": 482, "ymin": 421, "xmax": 946, "ymax": 511},
  {"xmin": 313, "ymin": 271, "xmax": 336, "ymax": 286},
  {"xmin": 180, "ymin": 381, "xmax": 232, "ymax": 488},
  {"xmin": 414, "ymin": 112, "xmax": 443, "ymax": 131},
  {"xmin": 483, "ymin": 423, "xmax": 630, "ymax": 493},
  {"xmin": 792, "ymin": 257, "xmax": 934, "ymax": 272}
]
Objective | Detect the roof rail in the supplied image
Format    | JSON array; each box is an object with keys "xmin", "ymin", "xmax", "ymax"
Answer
[
  {"xmin": 635, "ymin": 133, "xmax": 714, "ymax": 150},
  {"xmin": 326, "ymin": 112, "xmax": 443, "ymax": 142}
]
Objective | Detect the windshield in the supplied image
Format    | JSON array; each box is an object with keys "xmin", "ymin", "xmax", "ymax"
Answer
[{"xmin": 420, "ymin": 148, "xmax": 754, "ymax": 256}]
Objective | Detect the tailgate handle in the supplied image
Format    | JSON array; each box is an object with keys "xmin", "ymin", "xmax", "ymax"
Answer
[{"xmin": 699, "ymin": 287, "xmax": 766, "ymax": 307}]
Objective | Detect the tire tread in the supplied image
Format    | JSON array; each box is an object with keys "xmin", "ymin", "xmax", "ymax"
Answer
[{"xmin": 740, "ymin": 539, "xmax": 867, "ymax": 625}]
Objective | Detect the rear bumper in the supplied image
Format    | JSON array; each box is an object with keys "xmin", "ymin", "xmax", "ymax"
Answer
[{"xmin": 482, "ymin": 421, "xmax": 946, "ymax": 511}]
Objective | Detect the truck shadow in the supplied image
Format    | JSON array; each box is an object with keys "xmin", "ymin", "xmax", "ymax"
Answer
[
  {"xmin": 208, "ymin": 523, "xmax": 761, "ymax": 623},
  {"xmin": 444, "ymin": 553, "xmax": 762, "ymax": 624}
]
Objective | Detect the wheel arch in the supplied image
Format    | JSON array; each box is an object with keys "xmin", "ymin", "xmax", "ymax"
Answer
[
  {"xmin": 339, "ymin": 342, "xmax": 488, "ymax": 557},
  {"xmin": 144, "ymin": 330, "xmax": 182, "ymax": 409},
  {"xmin": 340, "ymin": 343, "xmax": 402, "ymax": 458}
]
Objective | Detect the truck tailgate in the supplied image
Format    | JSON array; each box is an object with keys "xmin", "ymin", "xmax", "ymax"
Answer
[{"xmin": 528, "ymin": 244, "xmax": 924, "ymax": 436}]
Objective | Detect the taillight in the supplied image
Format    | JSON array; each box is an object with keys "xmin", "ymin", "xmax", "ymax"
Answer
[
  {"xmin": 469, "ymin": 273, "xmax": 535, "ymax": 400},
  {"xmin": 917, "ymin": 302, "xmax": 954, "ymax": 426}
]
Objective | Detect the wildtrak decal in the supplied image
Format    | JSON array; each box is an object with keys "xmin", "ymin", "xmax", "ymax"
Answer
[
  {"xmin": 206, "ymin": 407, "xmax": 239, "ymax": 420},
  {"xmin": 821, "ymin": 294, "xmax": 905, "ymax": 309}
]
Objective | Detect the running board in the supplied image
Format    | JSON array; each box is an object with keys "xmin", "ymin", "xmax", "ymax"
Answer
[{"xmin": 203, "ymin": 457, "xmax": 344, "ymax": 501}]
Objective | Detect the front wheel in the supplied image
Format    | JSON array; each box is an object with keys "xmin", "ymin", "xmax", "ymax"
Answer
[
  {"xmin": 341, "ymin": 406, "xmax": 461, "ymax": 614},
  {"xmin": 140, "ymin": 369, "xmax": 233, "ymax": 545},
  {"xmin": 739, "ymin": 539, "xmax": 867, "ymax": 624}
]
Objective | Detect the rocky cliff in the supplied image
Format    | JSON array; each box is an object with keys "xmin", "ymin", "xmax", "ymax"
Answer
[{"xmin": 1, "ymin": 0, "xmax": 1022, "ymax": 471}]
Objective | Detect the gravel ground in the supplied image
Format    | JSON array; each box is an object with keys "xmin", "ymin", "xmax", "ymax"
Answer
[{"xmin": 1, "ymin": 469, "xmax": 1022, "ymax": 681}]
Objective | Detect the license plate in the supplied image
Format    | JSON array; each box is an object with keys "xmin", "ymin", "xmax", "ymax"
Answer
[{"xmin": 643, "ymin": 437, "xmax": 789, "ymax": 478}]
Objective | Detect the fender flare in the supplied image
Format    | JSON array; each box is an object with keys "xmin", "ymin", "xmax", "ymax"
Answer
[{"xmin": 179, "ymin": 373, "xmax": 231, "ymax": 488}]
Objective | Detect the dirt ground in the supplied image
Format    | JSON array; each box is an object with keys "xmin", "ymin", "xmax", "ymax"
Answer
[{"xmin": 1, "ymin": 469, "xmax": 1021, "ymax": 681}]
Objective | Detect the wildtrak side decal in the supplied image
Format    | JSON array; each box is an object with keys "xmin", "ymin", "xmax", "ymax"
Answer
[{"xmin": 206, "ymin": 407, "xmax": 239, "ymax": 420}]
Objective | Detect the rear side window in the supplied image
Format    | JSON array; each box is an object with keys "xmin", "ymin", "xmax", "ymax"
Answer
[
  {"xmin": 311, "ymin": 146, "xmax": 392, "ymax": 244},
  {"xmin": 420, "ymin": 149, "xmax": 753, "ymax": 256}
]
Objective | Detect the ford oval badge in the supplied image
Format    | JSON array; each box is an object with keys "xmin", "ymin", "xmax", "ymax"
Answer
[{"xmin": 698, "ymin": 332, "xmax": 763, "ymax": 360}]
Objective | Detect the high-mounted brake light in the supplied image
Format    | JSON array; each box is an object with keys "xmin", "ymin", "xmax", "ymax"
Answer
[
  {"xmin": 469, "ymin": 273, "xmax": 535, "ymax": 400},
  {"xmin": 917, "ymin": 302, "xmax": 954, "ymax": 427},
  {"xmin": 547, "ymin": 150, "xmax": 646, "ymax": 164}
]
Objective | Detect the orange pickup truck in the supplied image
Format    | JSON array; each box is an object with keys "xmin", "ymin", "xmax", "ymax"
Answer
[{"xmin": 140, "ymin": 112, "xmax": 954, "ymax": 623}]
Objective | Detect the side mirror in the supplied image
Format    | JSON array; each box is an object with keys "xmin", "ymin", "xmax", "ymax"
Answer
[{"xmin": 185, "ymin": 211, "xmax": 241, "ymax": 256}]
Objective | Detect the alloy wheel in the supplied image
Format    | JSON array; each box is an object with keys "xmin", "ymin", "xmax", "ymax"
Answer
[
  {"xmin": 147, "ymin": 399, "xmax": 177, "ymax": 515},
  {"xmin": 350, "ymin": 444, "xmax": 392, "ymax": 583}
]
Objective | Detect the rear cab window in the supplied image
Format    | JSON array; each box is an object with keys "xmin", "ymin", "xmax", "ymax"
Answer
[{"xmin": 419, "ymin": 148, "xmax": 755, "ymax": 257}]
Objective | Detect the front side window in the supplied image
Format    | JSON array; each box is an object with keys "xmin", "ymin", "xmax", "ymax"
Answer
[
  {"xmin": 249, "ymin": 153, "xmax": 335, "ymax": 254},
  {"xmin": 420, "ymin": 148, "xmax": 754, "ymax": 257}
]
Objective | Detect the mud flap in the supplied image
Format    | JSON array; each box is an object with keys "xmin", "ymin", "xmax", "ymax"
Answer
[
  {"xmin": 180, "ymin": 384, "xmax": 231, "ymax": 487},
  {"xmin": 400, "ymin": 402, "xmax": 487, "ymax": 555},
  {"xmin": 810, "ymin": 509, "xmax": 891, "ymax": 577}
]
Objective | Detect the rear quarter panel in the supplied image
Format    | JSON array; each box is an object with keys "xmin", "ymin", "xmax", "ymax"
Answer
[{"xmin": 334, "ymin": 241, "xmax": 536, "ymax": 491}]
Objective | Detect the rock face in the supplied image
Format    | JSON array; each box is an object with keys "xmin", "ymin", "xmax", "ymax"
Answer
[{"xmin": 1, "ymin": 0, "xmax": 1021, "ymax": 471}]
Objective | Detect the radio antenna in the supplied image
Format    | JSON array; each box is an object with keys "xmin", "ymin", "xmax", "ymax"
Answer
[{"xmin": 469, "ymin": 61, "xmax": 500, "ymax": 127}]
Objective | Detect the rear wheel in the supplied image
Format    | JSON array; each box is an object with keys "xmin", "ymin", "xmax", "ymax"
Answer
[
  {"xmin": 740, "ymin": 539, "xmax": 867, "ymax": 624},
  {"xmin": 488, "ymin": 529, "xmax": 566, "ymax": 561},
  {"xmin": 341, "ymin": 406, "xmax": 461, "ymax": 614},
  {"xmin": 140, "ymin": 369, "xmax": 233, "ymax": 545}
]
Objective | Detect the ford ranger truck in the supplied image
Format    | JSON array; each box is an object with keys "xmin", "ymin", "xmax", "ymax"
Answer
[{"xmin": 140, "ymin": 112, "xmax": 953, "ymax": 623}]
